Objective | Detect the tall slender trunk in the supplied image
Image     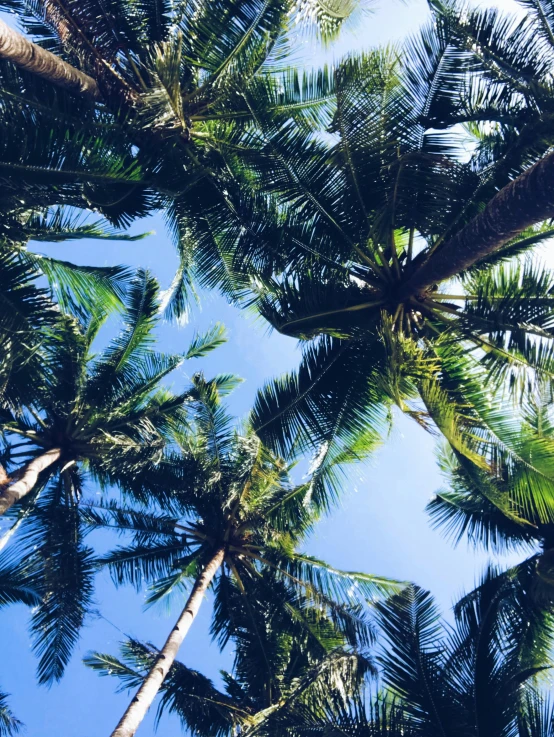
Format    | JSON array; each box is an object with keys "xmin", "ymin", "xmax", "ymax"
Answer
[
  {"xmin": 109, "ymin": 546, "xmax": 226, "ymax": 737},
  {"xmin": 0, "ymin": 448, "xmax": 62, "ymax": 516},
  {"xmin": 397, "ymin": 148, "xmax": 554, "ymax": 300},
  {"xmin": 0, "ymin": 19, "xmax": 101, "ymax": 100}
]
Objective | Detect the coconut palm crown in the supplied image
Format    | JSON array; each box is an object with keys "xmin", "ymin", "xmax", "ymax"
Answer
[
  {"xmin": 83, "ymin": 375, "xmax": 401, "ymax": 736},
  {"xmin": 0, "ymin": 269, "xmax": 225, "ymax": 685},
  {"xmin": 301, "ymin": 571, "xmax": 554, "ymax": 736},
  {"xmin": 0, "ymin": 0, "xmax": 373, "ymax": 316},
  {"xmin": 196, "ymin": 38, "xmax": 554, "ymax": 462}
]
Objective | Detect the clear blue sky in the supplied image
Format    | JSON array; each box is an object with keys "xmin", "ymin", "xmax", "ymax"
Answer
[{"xmin": 2, "ymin": 1, "xmax": 526, "ymax": 735}]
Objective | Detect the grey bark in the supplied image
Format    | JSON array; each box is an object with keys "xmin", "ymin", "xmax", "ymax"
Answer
[
  {"xmin": 0, "ymin": 19, "xmax": 101, "ymax": 100},
  {"xmin": 109, "ymin": 546, "xmax": 226, "ymax": 737},
  {"xmin": 397, "ymin": 149, "xmax": 554, "ymax": 299},
  {"xmin": 0, "ymin": 448, "xmax": 62, "ymax": 516}
]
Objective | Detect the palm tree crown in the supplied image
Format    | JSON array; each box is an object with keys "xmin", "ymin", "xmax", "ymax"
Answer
[
  {"xmin": 0, "ymin": 268, "xmax": 225, "ymax": 514},
  {"xmin": 0, "ymin": 0, "xmax": 372, "ymax": 316},
  {"xmin": 293, "ymin": 572, "xmax": 554, "ymax": 736},
  {"xmin": 0, "ymin": 270, "xmax": 225, "ymax": 684},
  {"xmin": 95, "ymin": 374, "xmax": 399, "ymax": 614},
  {"xmin": 213, "ymin": 38, "xmax": 554, "ymax": 464},
  {"xmin": 86, "ymin": 376, "xmax": 401, "ymax": 736}
]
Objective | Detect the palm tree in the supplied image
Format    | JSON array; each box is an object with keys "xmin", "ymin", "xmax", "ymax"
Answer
[
  {"xmin": 85, "ymin": 572, "xmax": 375, "ymax": 736},
  {"xmin": 255, "ymin": 0, "xmax": 554, "ymax": 303},
  {"xmin": 203, "ymin": 41, "xmax": 554, "ymax": 463},
  {"xmin": 0, "ymin": 0, "xmax": 369, "ymax": 317},
  {"xmin": 0, "ymin": 270, "xmax": 224, "ymax": 684},
  {"xmin": 0, "ymin": 267, "xmax": 224, "ymax": 516},
  {"xmin": 396, "ymin": 0, "xmax": 554, "ymax": 295},
  {"xmin": 84, "ymin": 376, "xmax": 401, "ymax": 737},
  {"xmin": 287, "ymin": 571, "xmax": 554, "ymax": 736}
]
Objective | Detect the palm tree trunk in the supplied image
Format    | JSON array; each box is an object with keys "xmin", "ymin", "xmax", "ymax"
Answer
[
  {"xmin": 397, "ymin": 149, "xmax": 554, "ymax": 300},
  {"xmin": 0, "ymin": 19, "xmax": 101, "ymax": 100},
  {"xmin": 0, "ymin": 448, "xmax": 62, "ymax": 516},
  {"xmin": 109, "ymin": 546, "xmax": 226, "ymax": 737}
]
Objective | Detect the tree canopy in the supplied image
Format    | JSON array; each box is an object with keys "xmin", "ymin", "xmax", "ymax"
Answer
[{"xmin": 2, "ymin": 1, "xmax": 554, "ymax": 736}]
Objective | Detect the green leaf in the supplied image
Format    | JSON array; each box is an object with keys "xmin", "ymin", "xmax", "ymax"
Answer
[
  {"xmin": 0, "ymin": 692, "xmax": 22, "ymax": 737},
  {"xmin": 185, "ymin": 324, "xmax": 227, "ymax": 359}
]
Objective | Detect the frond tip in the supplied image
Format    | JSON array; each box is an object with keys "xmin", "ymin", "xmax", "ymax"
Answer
[{"xmin": 292, "ymin": 0, "xmax": 368, "ymax": 40}]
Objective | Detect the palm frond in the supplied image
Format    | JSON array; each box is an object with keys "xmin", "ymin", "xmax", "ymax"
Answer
[
  {"xmin": 0, "ymin": 555, "xmax": 41, "ymax": 607},
  {"xmin": 273, "ymin": 549, "xmax": 405, "ymax": 610},
  {"xmin": 375, "ymin": 585, "xmax": 459, "ymax": 734},
  {"xmin": 251, "ymin": 335, "xmax": 391, "ymax": 459},
  {"xmin": 84, "ymin": 269, "xmax": 160, "ymax": 405},
  {"xmin": 100, "ymin": 540, "xmax": 188, "ymax": 591},
  {"xmin": 21, "ymin": 251, "xmax": 133, "ymax": 318},
  {"xmin": 185, "ymin": 324, "xmax": 227, "ymax": 359},
  {"xmin": 0, "ymin": 692, "xmax": 22, "ymax": 737}
]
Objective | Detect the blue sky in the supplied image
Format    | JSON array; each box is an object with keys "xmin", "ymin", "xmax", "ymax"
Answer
[{"xmin": 1, "ymin": 1, "xmax": 527, "ymax": 735}]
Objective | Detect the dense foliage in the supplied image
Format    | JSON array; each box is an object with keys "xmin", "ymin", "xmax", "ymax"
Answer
[{"xmin": 2, "ymin": 0, "xmax": 554, "ymax": 736}]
